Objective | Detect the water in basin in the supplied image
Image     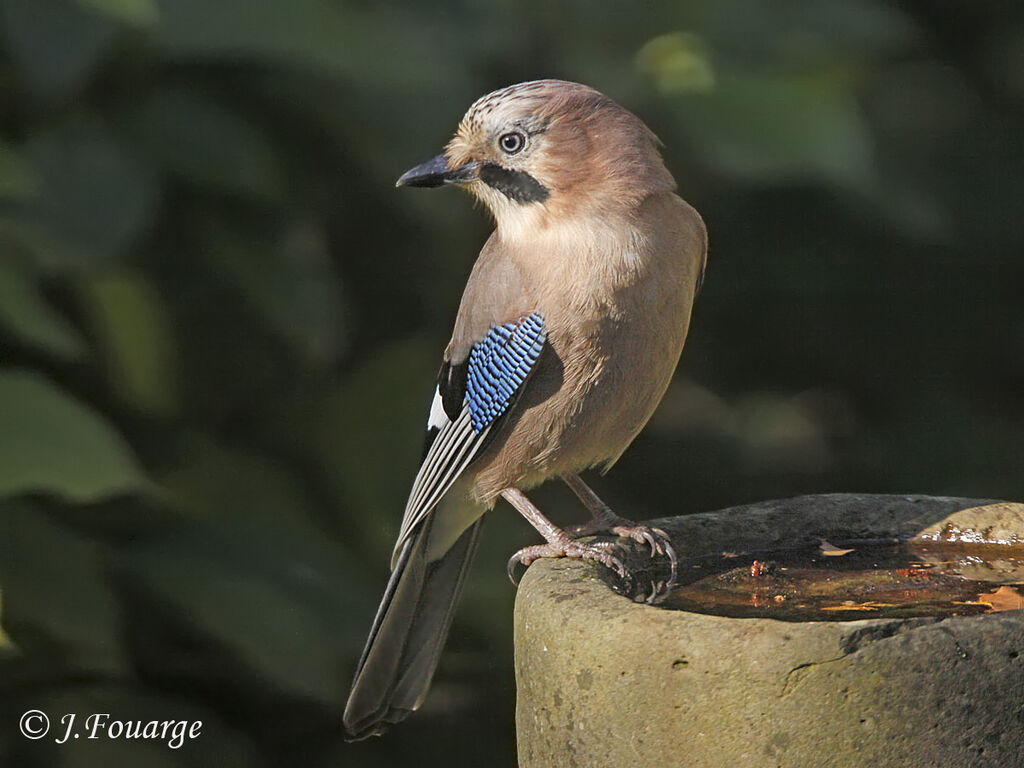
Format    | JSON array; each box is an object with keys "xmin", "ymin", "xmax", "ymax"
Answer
[{"xmin": 622, "ymin": 539, "xmax": 1024, "ymax": 621}]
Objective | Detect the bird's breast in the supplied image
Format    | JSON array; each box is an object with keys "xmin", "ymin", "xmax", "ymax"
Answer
[{"xmin": 466, "ymin": 193, "xmax": 705, "ymax": 499}]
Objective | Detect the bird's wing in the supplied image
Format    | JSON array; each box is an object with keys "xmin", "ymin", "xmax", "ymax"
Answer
[{"xmin": 392, "ymin": 312, "xmax": 546, "ymax": 561}]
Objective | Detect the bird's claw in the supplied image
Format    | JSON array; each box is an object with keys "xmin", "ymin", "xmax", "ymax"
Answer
[
  {"xmin": 596, "ymin": 522, "xmax": 678, "ymax": 584},
  {"xmin": 570, "ymin": 515, "xmax": 674, "ymax": 556},
  {"xmin": 507, "ymin": 550, "xmax": 527, "ymax": 585},
  {"xmin": 507, "ymin": 539, "xmax": 632, "ymax": 586},
  {"xmin": 608, "ymin": 523, "xmax": 669, "ymax": 556}
]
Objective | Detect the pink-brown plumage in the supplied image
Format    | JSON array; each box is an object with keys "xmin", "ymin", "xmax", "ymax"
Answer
[
  {"xmin": 345, "ymin": 79, "xmax": 707, "ymax": 740},
  {"xmin": 461, "ymin": 192, "xmax": 706, "ymax": 501},
  {"xmin": 444, "ymin": 80, "xmax": 706, "ymax": 502}
]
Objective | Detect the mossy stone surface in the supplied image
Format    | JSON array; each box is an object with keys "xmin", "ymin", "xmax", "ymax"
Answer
[{"xmin": 515, "ymin": 494, "xmax": 1024, "ymax": 768}]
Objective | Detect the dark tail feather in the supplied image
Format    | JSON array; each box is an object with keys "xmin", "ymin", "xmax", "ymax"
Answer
[{"xmin": 344, "ymin": 516, "xmax": 483, "ymax": 740}]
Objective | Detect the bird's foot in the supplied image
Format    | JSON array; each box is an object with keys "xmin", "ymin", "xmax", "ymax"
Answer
[
  {"xmin": 560, "ymin": 475, "xmax": 677, "ymax": 580},
  {"xmin": 568, "ymin": 516, "xmax": 678, "ymax": 581},
  {"xmin": 569, "ymin": 516, "xmax": 673, "ymax": 556},
  {"xmin": 507, "ymin": 537, "xmax": 630, "ymax": 586}
]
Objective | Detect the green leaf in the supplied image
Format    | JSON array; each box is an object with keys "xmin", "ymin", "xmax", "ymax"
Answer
[
  {"xmin": 152, "ymin": 0, "xmax": 461, "ymax": 87},
  {"xmin": 202, "ymin": 219, "xmax": 346, "ymax": 366},
  {"xmin": 314, "ymin": 337, "xmax": 437, "ymax": 557},
  {"xmin": 159, "ymin": 433, "xmax": 319, "ymax": 529},
  {"xmin": 0, "ymin": 0, "xmax": 115, "ymax": 97},
  {"xmin": 0, "ymin": 370, "xmax": 148, "ymax": 501},
  {"xmin": 0, "ymin": 141, "xmax": 38, "ymax": 200},
  {"xmin": 665, "ymin": 0, "xmax": 916, "ymax": 68},
  {"xmin": 0, "ymin": 588, "xmax": 13, "ymax": 650},
  {"xmin": 125, "ymin": 89, "xmax": 283, "ymax": 200},
  {"xmin": 79, "ymin": 273, "xmax": 178, "ymax": 416},
  {"xmin": 122, "ymin": 519, "xmax": 371, "ymax": 704},
  {"xmin": 672, "ymin": 71, "xmax": 873, "ymax": 186},
  {"xmin": 22, "ymin": 123, "xmax": 160, "ymax": 268},
  {"xmin": 73, "ymin": 0, "xmax": 158, "ymax": 27},
  {"xmin": 0, "ymin": 503, "xmax": 125, "ymax": 672},
  {"xmin": 0, "ymin": 257, "xmax": 86, "ymax": 360},
  {"xmin": 636, "ymin": 32, "xmax": 715, "ymax": 93}
]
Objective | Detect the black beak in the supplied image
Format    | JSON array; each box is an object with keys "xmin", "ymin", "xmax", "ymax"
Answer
[{"xmin": 395, "ymin": 154, "xmax": 479, "ymax": 188}]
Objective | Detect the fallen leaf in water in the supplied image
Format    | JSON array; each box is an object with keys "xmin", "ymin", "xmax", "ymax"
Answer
[
  {"xmin": 821, "ymin": 604, "xmax": 878, "ymax": 612},
  {"xmin": 819, "ymin": 539, "xmax": 855, "ymax": 557},
  {"xmin": 721, "ymin": 551, "xmax": 740, "ymax": 559},
  {"xmin": 896, "ymin": 567, "xmax": 931, "ymax": 579},
  {"xmin": 975, "ymin": 586, "xmax": 1024, "ymax": 612},
  {"xmin": 820, "ymin": 601, "xmax": 900, "ymax": 612}
]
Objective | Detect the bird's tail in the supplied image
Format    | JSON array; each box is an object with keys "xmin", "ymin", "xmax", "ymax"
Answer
[{"xmin": 343, "ymin": 508, "xmax": 483, "ymax": 740}]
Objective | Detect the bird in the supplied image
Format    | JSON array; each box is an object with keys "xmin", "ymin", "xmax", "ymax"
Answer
[{"xmin": 343, "ymin": 79, "xmax": 707, "ymax": 740}]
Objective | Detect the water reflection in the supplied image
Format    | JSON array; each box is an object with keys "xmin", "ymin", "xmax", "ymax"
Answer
[{"xmin": 610, "ymin": 539, "xmax": 1024, "ymax": 620}]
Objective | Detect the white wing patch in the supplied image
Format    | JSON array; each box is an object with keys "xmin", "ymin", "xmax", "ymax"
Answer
[
  {"xmin": 391, "ymin": 313, "xmax": 547, "ymax": 566},
  {"xmin": 426, "ymin": 387, "xmax": 450, "ymax": 430}
]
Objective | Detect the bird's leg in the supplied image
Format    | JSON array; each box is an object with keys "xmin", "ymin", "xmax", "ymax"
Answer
[
  {"xmin": 501, "ymin": 487, "xmax": 630, "ymax": 585},
  {"xmin": 562, "ymin": 473, "xmax": 678, "ymax": 574}
]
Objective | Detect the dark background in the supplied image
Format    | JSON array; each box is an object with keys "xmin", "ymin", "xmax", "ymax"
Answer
[{"xmin": 0, "ymin": 0, "xmax": 1022, "ymax": 765}]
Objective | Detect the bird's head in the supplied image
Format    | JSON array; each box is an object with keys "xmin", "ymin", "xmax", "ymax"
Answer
[{"xmin": 396, "ymin": 80, "xmax": 675, "ymax": 237}]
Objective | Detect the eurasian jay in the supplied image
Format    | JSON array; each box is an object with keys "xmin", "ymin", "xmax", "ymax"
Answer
[{"xmin": 344, "ymin": 79, "xmax": 707, "ymax": 739}]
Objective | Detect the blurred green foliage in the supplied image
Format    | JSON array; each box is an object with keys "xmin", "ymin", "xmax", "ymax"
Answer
[{"xmin": 0, "ymin": 0, "xmax": 1022, "ymax": 765}]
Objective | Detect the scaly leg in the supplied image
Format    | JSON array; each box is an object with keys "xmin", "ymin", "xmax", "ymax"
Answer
[
  {"xmin": 562, "ymin": 473, "xmax": 678, "ymax": 579},
  {"xmin": 501, "ymin": 487, "xmax": 630, "ymax": 585}
]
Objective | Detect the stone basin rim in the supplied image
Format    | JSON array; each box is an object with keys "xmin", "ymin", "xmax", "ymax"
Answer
[
  {"xmin": 514, "ymin": 494, "xmax": 1024, "ymax": 768},
  {"xmin": 645, "ymin": 492, "xmax": 1024, "ymax": 556},
  {"xmin": 534, "ymin": 492, "xmax": 1024, "ymax": 627}
]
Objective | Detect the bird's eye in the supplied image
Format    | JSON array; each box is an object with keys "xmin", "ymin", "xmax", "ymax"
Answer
[{"xmin": 499, "ymin": 131, "xmax": 525, "ymax": 155}]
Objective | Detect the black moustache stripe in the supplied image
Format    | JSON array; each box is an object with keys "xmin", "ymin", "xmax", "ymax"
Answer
[{"xmin": 479, "ymin": 163, "xmax": 550, "ymax": 204}]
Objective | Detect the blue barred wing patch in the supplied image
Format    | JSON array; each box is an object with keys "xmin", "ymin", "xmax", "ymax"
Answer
[
  {"xmin": 466, "ymin": 313, "xmax": 546, "ymax": 433},
  {"xmin": 393, "ymin": 312, "xmax": 546, "ymax": 561}
]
